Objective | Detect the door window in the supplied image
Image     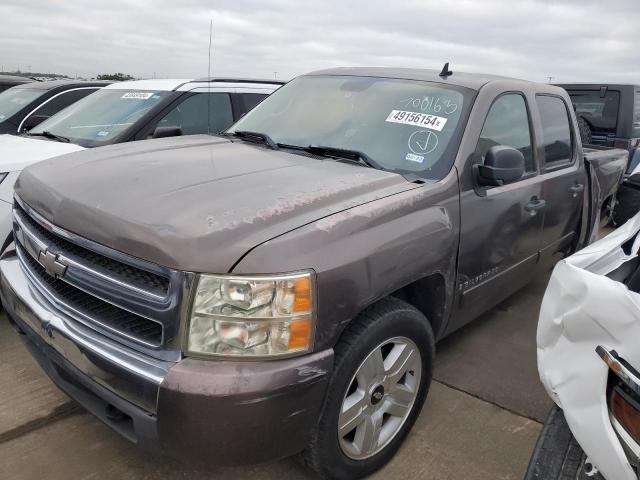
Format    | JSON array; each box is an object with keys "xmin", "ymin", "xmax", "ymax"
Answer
[
  {"xmin": 156, "ymin": 93, "xmax": 233, "ymax": 135},
  {"xmin": 475, "ymin": 94, "xmax": 534, "ymax": 173},
  {"xmin": 239, "ymin": 93, "xmax": 268, "ymax": 116},
  {"xmin": 536, "ymin": 95, "xmax": 574, "ymax": 169},
  {"xmin": 32, "ymin": 89, "xmax": 98, "ymax": 118}
]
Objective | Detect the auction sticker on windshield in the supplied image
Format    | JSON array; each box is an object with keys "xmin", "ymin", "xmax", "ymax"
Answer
[
  {"xmin": 386, "ymin": 110, "xmax": 447, "ymax": 132},
  {"xmin": 121, "ymin": 92, "xmax": 154, "ymax": 100}
]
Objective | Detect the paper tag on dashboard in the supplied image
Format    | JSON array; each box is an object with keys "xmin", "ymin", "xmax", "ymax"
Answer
[
  {"xmin": 121, "ymin": 92, "xmax": 154, "ymax": 100},
  {"xmin": 386, "ymin": 110, "xmax": 447, "ymax": 131}
]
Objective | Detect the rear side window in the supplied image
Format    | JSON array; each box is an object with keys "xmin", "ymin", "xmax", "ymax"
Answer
[
  {"xmin": 568, "ymin": 89, "xmax": 620, "ymax": 135},
  {"xmin": 475, "ymin": 94, "xmax": 535, "ymax": 173},
  {"xmin": 31, "ymin": 89, "xmax": 97, "ymax": 118},
  {"xmin": 156, "ymin": 93, "xmax": 233, "ymax": 135},
  {"xmin": 633, "ymin": 88, "xmax": 640, "ymax": 138},
  {"xmin": 536, "ymin": 95, "xmax": 574, "ymax": 169}
]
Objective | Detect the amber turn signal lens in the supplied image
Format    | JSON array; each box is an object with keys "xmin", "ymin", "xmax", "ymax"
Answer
[
  {"xmin": 293, "ymin": 277, "xmax": 312, "ymax": 313},
  {"xmin": 288, "ymin": 318, "xmax": 312, "ymax": 350},
  {"xmin": 611, "ymin": 388, "xmax": 640, "ymax": 444}
]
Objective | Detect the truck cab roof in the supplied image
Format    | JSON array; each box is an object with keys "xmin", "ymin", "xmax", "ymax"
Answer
[{"xmin": 307, "ymin": 67, "xmax": 564, "ymax": 94}]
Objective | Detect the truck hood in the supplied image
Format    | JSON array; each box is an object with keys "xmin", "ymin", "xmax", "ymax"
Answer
[
  {"xmin": 16, "ymin": 135, "xmax": 418, "ymax": 272},
  {"xmin": 0, "ymin": 134, "xmax": 85, "ymax": 172}
]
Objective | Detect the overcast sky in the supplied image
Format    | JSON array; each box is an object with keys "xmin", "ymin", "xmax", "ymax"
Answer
[{"xmin": 0, "ymin": 0, "xmax": 638, "ymax": 83}]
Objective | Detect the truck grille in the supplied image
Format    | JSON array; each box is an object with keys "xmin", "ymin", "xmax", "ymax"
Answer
[
  {"xmin": 15, "ymin": 202, "xmax": 169, "ymax": 296},
  {"xmin": 12, "ymin": 198, "xmax": 178, "ymax": 348},
  {"xmin": 17, "ymin": 244, "xmax": 163, "ymax": 345}
]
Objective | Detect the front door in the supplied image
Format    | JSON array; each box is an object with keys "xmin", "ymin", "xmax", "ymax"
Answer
[{"xmin": 452, "ymin": 92, "xmax": 545, "ymax": 331}]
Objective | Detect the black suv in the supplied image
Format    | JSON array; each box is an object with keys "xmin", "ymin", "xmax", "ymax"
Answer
[
  {"xmin": 558, "ymin": 83, "xmax": 640, "ymax": 224},
  {"xmin": 0, "ymin": 75, "xmax": 34, "ymax": 93},
  {"xmin": 0, "ymin": 80, "xmax": 111, "ymax": 135}
]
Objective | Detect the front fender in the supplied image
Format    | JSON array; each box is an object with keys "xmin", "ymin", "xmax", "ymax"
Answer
[{"xmin": 232, "ymin": 171, "xmax": 460, "ymax": 351}]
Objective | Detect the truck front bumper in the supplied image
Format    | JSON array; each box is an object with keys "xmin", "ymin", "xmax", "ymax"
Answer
[{"xmin": 0, "ymin": 250, "xmax": 333, "ymax": 465}]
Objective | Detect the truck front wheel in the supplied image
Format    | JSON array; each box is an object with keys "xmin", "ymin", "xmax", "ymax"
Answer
[{"xmin": 305, "ymin": 297, "xmax": 435, "ymax": 479}]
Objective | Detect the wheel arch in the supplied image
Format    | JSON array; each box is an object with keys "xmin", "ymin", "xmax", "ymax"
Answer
[{"xmin": 389, "ymin": 273, "xmax": 447, "ymax": 339}]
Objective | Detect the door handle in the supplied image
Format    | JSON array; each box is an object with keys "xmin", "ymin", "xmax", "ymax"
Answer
[
  {"xmin": 525, "ymin": 198, "xmax": 546, "ymax": 214},
  {"xmin": 569, "ymin": 183, "xmax": 585, "ymax": 197}
]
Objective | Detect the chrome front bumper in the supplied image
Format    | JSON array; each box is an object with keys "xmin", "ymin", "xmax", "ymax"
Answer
[
  {"xmin": 1, "ymin": 246, "xmax": 334, "ymax": 464},
  {"xmin": 0, "ymin": 248, "xmax": 173, "ymax": 414}
]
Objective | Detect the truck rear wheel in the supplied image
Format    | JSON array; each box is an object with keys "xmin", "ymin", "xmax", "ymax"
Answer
[
  {"xmin": 613, "ymin": 184, "xmax": 640, "ymax": 226},
  {"xmin": 304, "ymin": 297, "xmax": 434, "ymax": 479},
  {"xmin": 577, "ymin": 116, "xmax": 593, "ymax": 145}
]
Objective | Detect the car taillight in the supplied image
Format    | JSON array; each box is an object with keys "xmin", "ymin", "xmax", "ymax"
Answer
[{"xmin": 610, "ymin": 386, "xmax": 640, "ymax": 444}]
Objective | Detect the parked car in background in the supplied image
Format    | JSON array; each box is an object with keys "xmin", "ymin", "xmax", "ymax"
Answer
[
  {"xmin": 0, "ymin": 75, "xmax": 34, "ymax": 93},
  {"xmin": 0, "ymin": 78, "xmax": 282, "ymax": 251},
  {"xmin": 0, "ymin": 80, "xmax": 110, "ymax": 135},
  {"xmin": 558, "ymin": 83, "xmax": 640, "ymax": 225},
  {"xmin": 530, "ymin": 212, "xmax": 640, "ymax": 480},
  {"xmin": 0, "ymin": 67, "xmax": 627, "ymax": 479}
]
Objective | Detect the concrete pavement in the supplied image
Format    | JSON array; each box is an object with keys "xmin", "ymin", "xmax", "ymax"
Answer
[{"xmin": 0, "ymin": 272, "xmax": 553, "ymax": 479}]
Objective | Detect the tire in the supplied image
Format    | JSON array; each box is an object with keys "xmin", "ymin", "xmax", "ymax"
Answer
[
  {"xmin": 577, "ymin": 116, "xmax": 593, "ymax": 145},
  {"xmin": 304, "ymin": 297, "xmax": 435, "ymax": 480},
  {"xmin": 524, "ymin": 406, "xmax": 604, "ymax": 480},
  {"xmin": 613, "ymin": 184, "xmax": 640, "ymax": 226}
]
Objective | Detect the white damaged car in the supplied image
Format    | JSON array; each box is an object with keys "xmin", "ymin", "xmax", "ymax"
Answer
[{"xmin": 530, "ymin": 214, "xmax": 640, "ymax": 479}]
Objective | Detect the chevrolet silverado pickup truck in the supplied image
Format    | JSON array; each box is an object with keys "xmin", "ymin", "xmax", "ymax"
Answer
[
  {"xmin": 0, "ymin": 78, "xmax": 282, "ymax": 253},
  {"xmin": 0, "ymin": 67, "xmax": 629, "ymax": 479}
]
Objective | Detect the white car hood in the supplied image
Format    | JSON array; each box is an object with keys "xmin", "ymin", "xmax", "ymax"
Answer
[
  {"xmin": 538, "ymin": 213, "xmax": 640, "ymax": 480},
  {"xmin": 0, "ymin": 134, "xmax": 85, "ymax": 172}
]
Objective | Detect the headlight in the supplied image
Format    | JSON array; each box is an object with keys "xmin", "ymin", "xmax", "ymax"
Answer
[{"xmin": 186, "ymin": 271, "xmax": 314, "ymax": 358}]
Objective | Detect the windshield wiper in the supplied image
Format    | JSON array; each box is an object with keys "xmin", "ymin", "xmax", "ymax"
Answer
[
  {"xmin": 226, "ymin": 130, "xmax": 278, "ymax": 149},
  {"xmin": 27, "ymin": 131, "xmax": 70, "ymax": 143},
  {"xmin": 305, "ymin": 145, "xmax": 381, "ymax": 170}
]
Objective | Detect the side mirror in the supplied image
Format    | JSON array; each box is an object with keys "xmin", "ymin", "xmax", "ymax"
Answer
[
  {"xmin": 152, "ymin": 126, "xmax": 183, "ymax": 139},
  {"xmin": 22, "ymin": 115, "xmax": 49, "ymax": 132},
  {"xmin": 477, "ymin": 145, "xmax": 525, "ymax": 186}
]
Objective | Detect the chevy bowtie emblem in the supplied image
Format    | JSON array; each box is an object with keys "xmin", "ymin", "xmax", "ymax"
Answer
[{"xmin": 38, "ymin": 250, "xmax": 67, "ymax": 278}]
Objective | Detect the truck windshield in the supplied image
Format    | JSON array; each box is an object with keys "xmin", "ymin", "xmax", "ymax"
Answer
[
  {"xmin": 0, "ymin": 88, "xmax": 43, "ymax": 122},
  {"xmin": 227, "ymin": 75, "xmax": 471, "ymax": 179},
  {"xmin": 29, "ymin": 89, "xmax": 172, "ymax": 147}
]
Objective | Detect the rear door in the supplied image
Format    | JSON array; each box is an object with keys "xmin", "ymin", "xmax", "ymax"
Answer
[
  {"xmin": 535, "ymin": 94, "xmax": 586, "ymax": 269},
  {"xmin": 454, "ymin": 92, "xmax": 546, "ymax": 327}
]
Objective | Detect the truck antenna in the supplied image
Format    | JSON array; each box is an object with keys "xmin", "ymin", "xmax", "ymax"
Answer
[
  {"xmin": 439, "ymin": 62, "xmax": 453, "ymax": 78},
  {"xmin": 207, "ymin": 18, "xmax": 213, "ymax": 135}
]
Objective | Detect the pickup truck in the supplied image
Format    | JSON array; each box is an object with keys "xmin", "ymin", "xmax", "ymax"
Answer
[
  {"xmin": 558, "ymin": 83, "xmax": 640, "ymax": 225},
  {"xmin": 0, "ymin": 78, "xmax": 282, "ymax": 253},
  {"xmin": 0, "ymin": 67, "xmax": 628, "ymax": 479}
]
